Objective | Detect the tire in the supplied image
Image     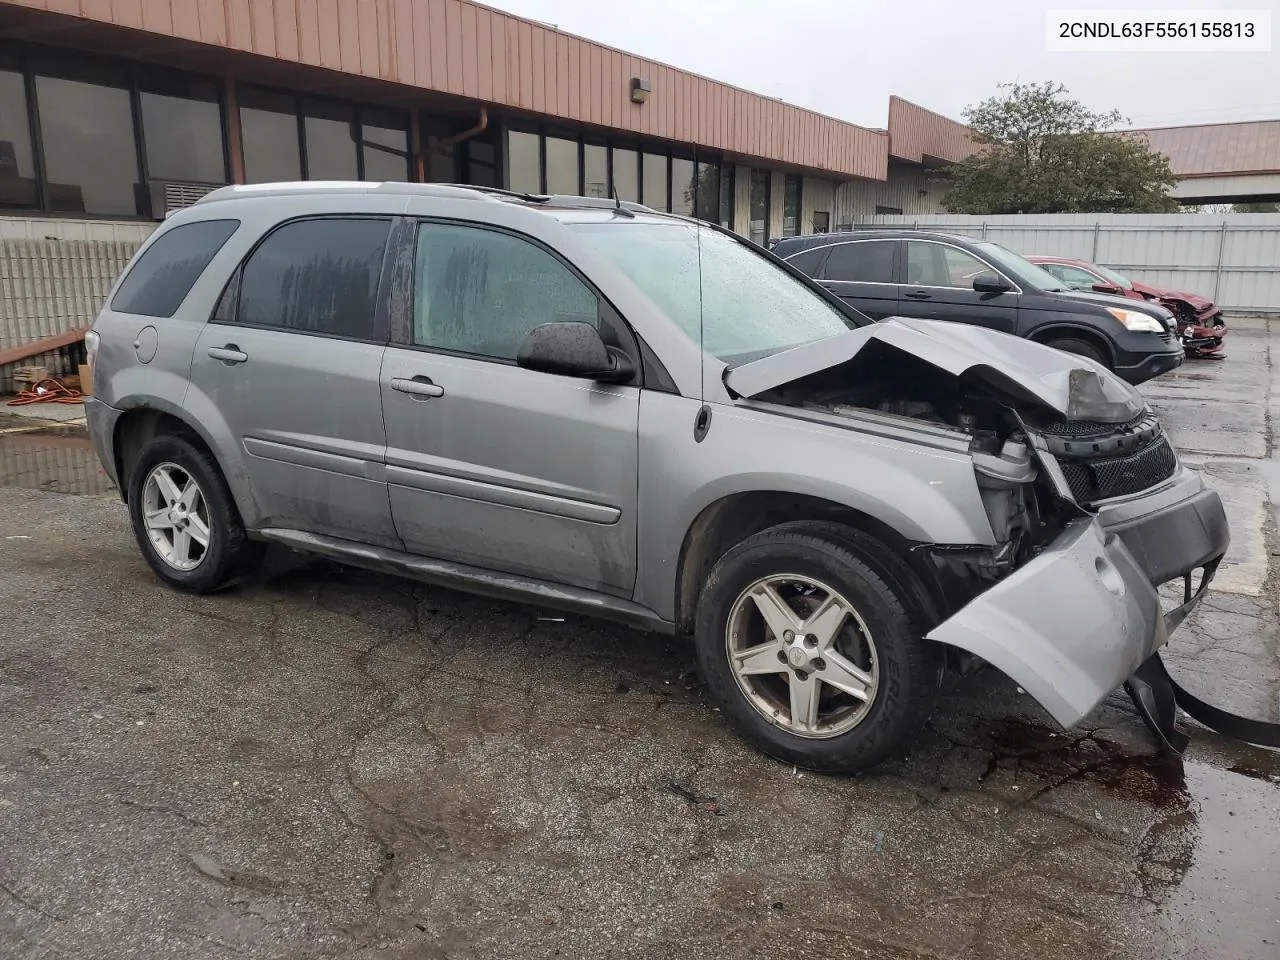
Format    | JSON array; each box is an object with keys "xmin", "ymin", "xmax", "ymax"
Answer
[
  {"xmin": 126, "ymin": 433, "xmax": 264, "ymax": 593},
  {"xmin": 694, "ymin": 521, "xmax": 940, "ymax": 773},
  {"xmin": 1045, "ymin": 336, "xmax": 1108, "ymax": 368}
]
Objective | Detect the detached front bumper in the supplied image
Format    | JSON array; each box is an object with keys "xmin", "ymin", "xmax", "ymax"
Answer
[{"xmin": 927, "ymin": 474, "xmax": 1229, "ymax": 729}]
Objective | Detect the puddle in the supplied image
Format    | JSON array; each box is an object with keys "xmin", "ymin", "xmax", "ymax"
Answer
[
  {"xmin": 979, "ymin": 720, "xmax": 1280, "ymax": 958},
  {"xmin": 0, "ymin": 423, "xmax": 116, "ymax": 496},
  {"xmin": 1161, "ymin": 762, "xmax": 1280, "ymax": 960}
]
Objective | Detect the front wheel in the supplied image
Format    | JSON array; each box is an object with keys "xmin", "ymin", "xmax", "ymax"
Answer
[
  {"xmin": 127, "ymin": 434, "xmax": 264, "ymax": 593},
  {"xmin": 694, "ymin": 522, "xmax": 939, "ymax": 773}
]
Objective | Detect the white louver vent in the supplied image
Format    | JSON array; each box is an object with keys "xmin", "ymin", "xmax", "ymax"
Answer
[{"xmin": 148, "ymin": 180, "xmax": 222, "ymax": 217}]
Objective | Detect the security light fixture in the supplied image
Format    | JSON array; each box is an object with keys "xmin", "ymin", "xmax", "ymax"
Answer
[{"xmin": 630, "ymin": 77, "xmax": 651, "ymax": 104}]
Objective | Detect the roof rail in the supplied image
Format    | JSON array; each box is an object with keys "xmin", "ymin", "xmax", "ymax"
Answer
[
  {"xmin": 193, "ymin": 181, "xmax": 659, "ymax": 215},
  {"xmin": 193, "ymin": 181, "xmax": 512, "ymax": 205},
  {"xmin": 541, "ymin": 194, "xmax": 654, "ymax": 214}
]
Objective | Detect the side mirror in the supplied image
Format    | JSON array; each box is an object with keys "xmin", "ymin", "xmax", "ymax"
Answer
[
  {"xmin": 516, "ymin": 321, "xmax": 636, "ymax": 383},
  {"xmin": 972, "ymin": 273, "xmax": 1013, "ymax": 294},
  {"xmin": 1092, "ymin": 282, "xmax": 1123, "ymax": 296}
]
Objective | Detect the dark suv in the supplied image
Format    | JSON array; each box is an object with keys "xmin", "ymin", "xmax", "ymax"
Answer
[{"xmin": 771, "ymin": 231, "xmax": 1182, "ymax": 385}]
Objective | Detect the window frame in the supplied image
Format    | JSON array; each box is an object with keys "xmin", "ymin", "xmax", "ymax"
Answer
[
  {"xmin": 781, "ymin": 174, "xmax": 802, "ymax": 238},
  {"xmin": 748, "ymin": 168, "xmax": 771, "ymax": 246},
  {"xmin": 211, "ymin": 214, "xmax": 397, "ymax": 345},
  {"xmin": 395, "ymin": 216, "xmax": 642, "ymax": 385}
]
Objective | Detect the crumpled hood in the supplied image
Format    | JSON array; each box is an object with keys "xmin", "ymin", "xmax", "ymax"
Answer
[
  {"xmin": 1129, "ymin": 279, "xmax": 1216, "ymax": 313},
  {"xmin": 725, "ymin": 316, "xmax": 1146, "ymax": 422}
]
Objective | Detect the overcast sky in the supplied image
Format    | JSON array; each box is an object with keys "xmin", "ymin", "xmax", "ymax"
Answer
[{"xmin": 486, "ymin": 0, "xmax": 1278, "ymax": 130}]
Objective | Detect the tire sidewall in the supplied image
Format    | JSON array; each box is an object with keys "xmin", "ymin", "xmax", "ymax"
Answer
[
  {"xmin": 1047, "ymin": 337, "xmax": 1108, "ymax": 368},
  {"xmin": 695, "ymin": 528, "xmax": 936, "ymax": 773},
  {"xmin": 127, "ymin": 435, "xmax": 246, "ymax": 592}
]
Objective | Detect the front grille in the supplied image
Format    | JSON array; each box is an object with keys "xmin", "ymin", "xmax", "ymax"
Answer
[
  {"xmin": 1057, "ymin": 434, "xmax": 1178, "ymax": 503},
  {"xmin": 1159, "ymin": 329, "xmax": 1174, "ymax": 344},
  {"xmin": 1039, "ymin": 412, "xmax": 1148, "ymax": 440}
]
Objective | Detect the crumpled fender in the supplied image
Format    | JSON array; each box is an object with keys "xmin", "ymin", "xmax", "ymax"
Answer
[{"xmin": 927, "ymin": 517, "xmax": 1165, "ymax": 728}]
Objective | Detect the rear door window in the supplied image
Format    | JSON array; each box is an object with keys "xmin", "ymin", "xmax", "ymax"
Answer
[
  {"xmin": 822, "ymin": 240, "xmax": 895, "ymax": 283},
  {"xmin": 110, "ymin": 219, "xmax": 239, "ymax": 318},
  {"xmin": 232, "ymin": 217, "xmax": 391, "ymax": 341}
]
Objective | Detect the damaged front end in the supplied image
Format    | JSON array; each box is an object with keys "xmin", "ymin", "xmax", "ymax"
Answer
[{"xmin": 727, "ymin": 318, "xmax": 1230, "ymax": 747}]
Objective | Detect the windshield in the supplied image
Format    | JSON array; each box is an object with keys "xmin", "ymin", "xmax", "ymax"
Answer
[
  {"xmin": 571, "ymin": 221, "xmax": 853, "ymax": 364},
  {"xmin": 971, "ymin": 241, "xmax": 1069, "ymax": 291},
  {"xmin": 1094, "ymin": 264, "xmax": 1134, "ymax": 289}
]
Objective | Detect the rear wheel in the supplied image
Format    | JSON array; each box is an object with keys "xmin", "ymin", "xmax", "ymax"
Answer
[
  {"xmin": 127, "ymin": 434, "xmax": 264, "ymax": 593},
  {"xmin": 694, "ymin": 522, "xmax": 939, "ymax": 773},
  {"xmin": 1045, "ymin": 336, "xmax": 1108, "ymax": 368}
]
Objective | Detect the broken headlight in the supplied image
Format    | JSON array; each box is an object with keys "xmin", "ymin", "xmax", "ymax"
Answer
[{"xmin": 1062, "ymin": 366, "xmax": 1146, "ymax": 422}]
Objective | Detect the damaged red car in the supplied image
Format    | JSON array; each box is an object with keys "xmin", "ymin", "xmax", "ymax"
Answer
[{"xmin": 1028, "ymin": 256, "xmax": 1227, "ymax": 359}]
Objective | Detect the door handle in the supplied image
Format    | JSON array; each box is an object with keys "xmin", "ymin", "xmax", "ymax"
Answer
[
  {"xmin": 391, "ymin": 376, "xmax": 445, "ymax": 399},
  {"xmin": 207, "ymin": 344, "xmax": 248, "ymax": 364},
  {"xmin": 903, "ymin": 290, "xmax": 932, "ymax": 301}
]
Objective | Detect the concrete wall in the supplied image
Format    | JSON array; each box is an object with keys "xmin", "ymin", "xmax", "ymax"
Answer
[{"xmin": 0, "ymin": 219, "xmax": 152, "ymax": 394}]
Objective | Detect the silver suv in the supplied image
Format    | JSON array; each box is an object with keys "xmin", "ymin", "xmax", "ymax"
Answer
[{"xmin": 85, "ymin": 182, "xmax": 1229, "ymax": 772}]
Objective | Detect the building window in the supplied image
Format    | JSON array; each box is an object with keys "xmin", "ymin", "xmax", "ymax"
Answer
[
  {"xmin": 583, "ymin": 142, "xmax": 607, "ymax": 199},
  {"xmin": 670, "ymin": 157, "xmax": 695, "ymax": 217},
  {"xmin": 693, "ymin": 161, "xmax": 719, "ymax": 224},
  {"xmin": 239, "ymin": 87, "xmax": 301, "ymax": 183},
  {"xmin": 544, "ymin": 134, "xmax": 579, "ymax": 195},
  {"xmin": 749, "ymin": 169, "xmax": 770, "ymax": 245},
  {"xmin": 0, "ymin": 64, "xmax": 36, "ymax": 209},
  {"xmin": 303, "ymin": 98, "xmax": 358, "ymax": 180},
  {"xmin": 782, "ymin": 175, "xmax": 801, "ymax": 237},
  {"xmin": 812, "ymin": 211, "xmax": 830, "ymax": 233},
  {"xmin": 718, "ymin": 167, "xmax": 734, "ymax": 230},
  {"xmin": 138, "ymin": 68, "xmax": 226, "ymax": 185},
  {"xmin": 507, "ymin": 129, "xmax": 541, "ymax": 193},
  {"xmin": 33, "ymin": 53, "xmax": 141, "ymax": 217},
  {"xmin": 462, "ymin": 126, "xmax": 499, "ymax": 188},
  {"xmin": 611, "ymin": 147, "xmax": 638, "ymax": 202},
  {"xmin": 359, "ymin": 106, "xmax": 409, "ymax": 182},
  {"xmin": 241, "ymin": 86, "xmax": 410, "ymax": 185},
  {"xmin": 642, "ymin": 152, "xmax": 668, "ymax": 211}
]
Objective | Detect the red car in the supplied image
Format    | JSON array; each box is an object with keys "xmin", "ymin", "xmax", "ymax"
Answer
[{"xmin": 1028, "ymin": 256, "xmax": 1226, "ymax": 358}]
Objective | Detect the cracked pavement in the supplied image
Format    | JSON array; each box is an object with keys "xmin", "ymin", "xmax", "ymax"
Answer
[{"xmin": 2, "ymin": 320, "xmax": 1279, "ymax": 959}]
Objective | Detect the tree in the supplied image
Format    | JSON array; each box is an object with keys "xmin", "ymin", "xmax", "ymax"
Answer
[
  {"xmin": 1233, "ymin": 201, "xmax": 1279, "ymax": 213},
  {"xmin": 943, "ymin": 82, "xmax": 1179, "ymax": 215}
]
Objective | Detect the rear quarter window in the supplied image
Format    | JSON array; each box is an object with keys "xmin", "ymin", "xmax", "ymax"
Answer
[
  {"xmin": 110, "ymin": 219, "xmax": 240, "ymax": 318},
  {"xmin": 782, "ymin": 246, "xmax": 827, "ymax": 276}
]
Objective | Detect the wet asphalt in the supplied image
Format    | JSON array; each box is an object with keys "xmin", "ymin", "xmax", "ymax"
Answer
[{"xmin": 1, "ymin": 320, "xmax": 1278, "ymax": 960}]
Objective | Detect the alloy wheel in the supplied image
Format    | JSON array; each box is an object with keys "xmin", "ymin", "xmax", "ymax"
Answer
[
  {"xmin": 141, "ymin": 462, "xmax": 212, "ymax": 572},
  {"xmin": 725, "ymin": 574, "xmax": 880, "ymax": 738}
]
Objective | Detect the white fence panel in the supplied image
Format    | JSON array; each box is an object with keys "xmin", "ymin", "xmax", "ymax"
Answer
[{"xmin": 857, "ymin": 213, "xmax": 1280, "ymax": 314}]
